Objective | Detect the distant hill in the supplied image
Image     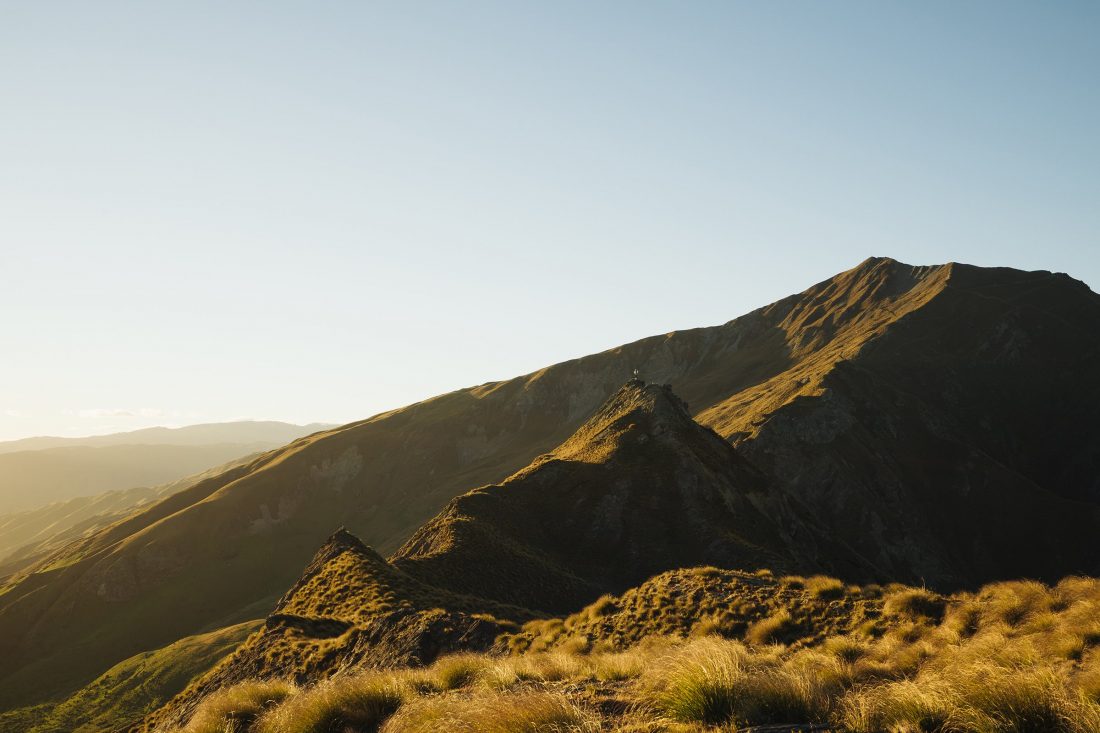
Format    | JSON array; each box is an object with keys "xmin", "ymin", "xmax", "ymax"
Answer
[
  {"xmin": 0, "ymin": 452, "xmax": 268, "ymax": 583},
  {"xmin": 2, "ymin": 258, "xmax": 1099, "ymax": 720},
  {"xmin": 0, "ymin": 422, "xmax": 331, "ymax": 514},
  {"xmin": 0, "ymin": 421, "xmax": 333, "ymax": 454}
]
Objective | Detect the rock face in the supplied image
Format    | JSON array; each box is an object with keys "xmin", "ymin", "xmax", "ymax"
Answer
[{"xmin": 3, "ymin": 257, "xmax": 1100, "ymax": 715}]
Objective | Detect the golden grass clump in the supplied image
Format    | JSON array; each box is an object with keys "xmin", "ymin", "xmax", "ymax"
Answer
[
  {"xmin": 804, "ymin": 575, "xmax": 846, "ymax": 601},
  {"xmin": 883, "ymin": 587, "xmax": 946, "ymax": 621},
  {"xmin": 380, "ymin": 691, "xmax": 601, "ymax": 733},
  {"xmin": 839, "ymin": 677, "xmax": 955, "ymax": 732},
  {"xmin": 641, "ymin": 637, "xmax": 828, "ymax": 727},
  {"xmin": 745, "ymin": 609, "xmax": 798, "ymax": 646},
  {"xmin": 252, "ymin": 674, "xmax": 406, "ymax": 733},
  {"xmin": 982, "ymin": 580, "xmax": 1056, "ymax": 627},
  {"xmin": 587, "ymin": 594, "xmax": 617, "ymax": 618},
  {"xmin": 167, "ymin": 574, "xmax": 1100, "ymax": 733},
  {"xmin": 178, "ymin": 680, "xmax": 297, "ymax": 733},
  {"xmin": 429, "ymin": 652, "xmax": 493, "ymax": 690},
  {"xmin": 841, "ymin": 661, "xmax": 1100, "ymax": 733}
]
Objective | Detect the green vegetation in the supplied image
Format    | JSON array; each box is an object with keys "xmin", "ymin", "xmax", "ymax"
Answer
[{"xmin": 0, "ymin": 620, "xmax": 260, "ymax": 733}]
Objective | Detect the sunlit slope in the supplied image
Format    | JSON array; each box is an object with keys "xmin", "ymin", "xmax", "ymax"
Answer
[{"xmin": 2, "ymin": 257, "xmax": 1098, "ymax": 714}]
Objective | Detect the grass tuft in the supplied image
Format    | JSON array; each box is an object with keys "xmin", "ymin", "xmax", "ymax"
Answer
[
  {"xmin": 381, "ymin": 690, "xmax": 600, "ymax": 732},
  {"xmin": 642, "ymin": 637, "xmax": 827, "ymax": 727},
  {"xmin": 179, "ymin": 680, "xmax": 296, "ymax": 733},
  {"xmin": 253, "ymin": 674, "xmax": 405, "ymax": 733}
]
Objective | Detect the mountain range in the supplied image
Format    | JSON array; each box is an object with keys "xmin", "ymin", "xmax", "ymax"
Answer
[
  {"xmin": 0, "ymin": 421, "xmax": 334, "ymax": 515},
  {"xmin": 1, "ymin": 257, "xmax": 1098, "ymax": 731}
]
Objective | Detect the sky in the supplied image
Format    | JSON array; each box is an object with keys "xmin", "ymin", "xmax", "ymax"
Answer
[{"xmin": 1, "ymin": 1, "xmax": 1097, "ymax": 440}]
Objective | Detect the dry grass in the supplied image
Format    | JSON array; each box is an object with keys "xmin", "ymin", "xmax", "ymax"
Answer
[
  {"xmin": 173, "ymin": 575, "xmax": 1100, "ymax": 733},
  {"xmin": 252, "ymin": 674, "xmax": 406, "ymax": 733},
  {"xmin": 884, "ymin": 587, "xmax": 947, "ymax": 621},
  {"xmin": 177, "ymin": 680, "xmax": 296, "ymax": 733},
  {"xmin": 641, "ymin": 637, "xmax": 828, "ymax": 726},
  {"xmin": 804, "ymin": 575, "xmax": 846, "ymax": 601},
  {"xmin": 745, "ymin": 609, "xmax": 798, "ymax": 646},
  {"xmin": 380, "ymin": 691, "xmax": 601, "ymax": 732}
]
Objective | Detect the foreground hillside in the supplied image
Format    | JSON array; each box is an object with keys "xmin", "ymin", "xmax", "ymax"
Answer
[
  {"xmin": 147, "ymin": 572, "xmax": 1100, "ymax": 732},
  {"xmin": 2, "ymin": 257, "xmax": 1099, "ymax": 719}
]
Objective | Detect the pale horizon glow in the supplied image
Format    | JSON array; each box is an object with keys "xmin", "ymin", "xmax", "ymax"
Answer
[{"xmin": 1, "ymin": 2, "xmax": 1097, "ymax": 441}]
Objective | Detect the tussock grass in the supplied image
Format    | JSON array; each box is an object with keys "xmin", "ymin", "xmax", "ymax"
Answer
[
  {"xmin": 380, "ymin": 691, "xmax": 600, "ymax": 732},
  {"xmin": 839, "ymin": 678, "xmax": 954, "ymax": 732},
  {"xmin": 178, "ymin": 680, "xmax": 296, "ymax": 733},
  {"xmin": 745, "ymin": 609, "xmax": 798, "ymax": 645},
  {"xmin": 804, "ymin": 575, "xmax": 846, "ymax": 601},
  {"xmin": 429, "ymin": 652, "xmax": 491, "ymax": 690},
  {"xmin": 642, "ymin": 637, "xmax": 828, "ymax": 726},
  {"xmin": 252, "ymin": 673, "xmax": 405, "ymax": 733},
  {"xmin": 174, "ymin": 574, "xmax": 1100, "ymax": 733},
  {"xmin": 884, "ymin": 587, "xmax": 946, "ymax": 621},
  {"xmin": 587, "ymin": 594, "xmax": 617, "ymax": 618},
  {"xmin": 841, "ymin": 661, "xmax": 1100, "ymax": 733}
]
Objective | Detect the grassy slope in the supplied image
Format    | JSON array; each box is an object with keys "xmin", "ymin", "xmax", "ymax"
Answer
[
  {"xmin": 0, "ymin": 452, "xmax": 270, "ymax": 583},
  {"xmin": 149, "ymin": 575, "xmax": 1100, "ymax": 733},
  {"xmin": 0, "ymin": 620, "xmax": 260, "ymax": 733},
  {"xmin": 3, "ymin": 258, "xmax": 1099, "ymax": 717}
]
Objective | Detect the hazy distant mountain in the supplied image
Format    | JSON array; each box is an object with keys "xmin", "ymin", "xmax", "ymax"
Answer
[
  {"xmin": 0, "ymin": 422, "xmax": 331, "ymax": 515},
  {"xmin": 3, "ymin": 258, "xmax": 1099, "ymax": 721},
  {"xmin": 0, "ymin": 452, "xmax": 269, "ymax": 583},
  {"xmin": 0, "ymin": 421, "xmax": 333, "ymax": 454}
]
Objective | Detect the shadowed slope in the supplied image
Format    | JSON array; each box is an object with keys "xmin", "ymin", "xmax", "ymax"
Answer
[{"xmin": 733, "ymin": 263, "xmax": 1100, "ymax": 586}]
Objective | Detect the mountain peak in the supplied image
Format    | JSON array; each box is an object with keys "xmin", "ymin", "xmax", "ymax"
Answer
[{"xmin": 553, "ymin": 380, "xmax": 697, "ymax": 463}]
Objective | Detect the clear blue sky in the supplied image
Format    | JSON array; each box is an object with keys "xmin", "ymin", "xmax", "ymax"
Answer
[{"xmin": 1, "ymin": 1, "xmax": 1097, "ymax": 440}]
